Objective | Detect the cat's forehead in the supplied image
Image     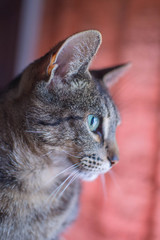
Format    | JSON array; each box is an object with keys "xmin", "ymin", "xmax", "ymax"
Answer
[{"xmin": 62, "ymin": 76, "xmax": 113, "ymax": 117}]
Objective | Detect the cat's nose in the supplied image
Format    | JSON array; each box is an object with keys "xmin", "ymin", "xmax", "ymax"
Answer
[
  {"xmin": 105, "ymin": 139, "xmax": 119, "ymax": 166},
  {"xmin": 108, "ymin": 154, "xmax": 119, "ymax": 167}
]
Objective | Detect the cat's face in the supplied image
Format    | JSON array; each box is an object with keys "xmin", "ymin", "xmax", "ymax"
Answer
[
  {"xmin": 33, "ymin": 74, "xmax": 120, "ymax": 181},
  {"xmin": 13, "ymin": 30, "xmax": 129, "ymax": 181}
]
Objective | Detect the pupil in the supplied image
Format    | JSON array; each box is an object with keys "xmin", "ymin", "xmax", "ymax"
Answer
[{"xmin": 91, "ymin": 117, "xmax": 95, "ymax": 125}]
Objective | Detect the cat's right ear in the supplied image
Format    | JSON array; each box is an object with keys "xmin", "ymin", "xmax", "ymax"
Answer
[
  {"xmin": 46, "ymin": 30, "xmax": 102, "ymax": 87},
  {"xmin": 90, "ymin": 63, "xmax": 131, "ymax": 88}
]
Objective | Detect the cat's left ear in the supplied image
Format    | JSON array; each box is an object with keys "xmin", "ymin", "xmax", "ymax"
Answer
[
  {"xmin": 90, "ymin": 63, "xmax": 131, "ymax": 88},
  {"xmin": 47, "ymin": 30, "xmax": 102, "ymax": 85}
]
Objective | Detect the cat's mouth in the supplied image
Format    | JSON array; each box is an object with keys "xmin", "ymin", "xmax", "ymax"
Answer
[
  {"xmin": 78, "ymin": 157, "xmax": 111, "ymax": 181},
  {"xmin": 78, "ymin": 167, "xmax": 110, "ymax": 181},
  {"xmin": 66, "ymin": 153, "xmax": 111, "ymax": 181}
]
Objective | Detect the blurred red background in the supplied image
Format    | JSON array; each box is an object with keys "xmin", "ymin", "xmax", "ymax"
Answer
[{"xmin": 0, "ymin": 0, "xmax": 160, "ymax": 239}]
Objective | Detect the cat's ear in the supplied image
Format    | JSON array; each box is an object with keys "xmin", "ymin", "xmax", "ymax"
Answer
[
  {"xmin": 47, "ymin": 30, "xmax": 102, "ymax": 84},
  {"xmin": 90, "ymin": 63, "xmax": 131, "ymax": 88}
]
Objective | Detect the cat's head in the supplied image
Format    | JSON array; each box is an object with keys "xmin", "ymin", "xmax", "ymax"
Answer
[{"xmin": 11, "ymin": 30, "xmax": 130, "ymax": 181}]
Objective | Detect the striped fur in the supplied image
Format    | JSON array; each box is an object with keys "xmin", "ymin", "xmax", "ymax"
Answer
[{"xmin": 0, "ymin": 30, "xmax": 128, "ymax": 240}]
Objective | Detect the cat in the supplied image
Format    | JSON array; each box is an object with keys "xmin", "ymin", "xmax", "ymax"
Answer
[{"xmin": 0, "ymin": 30, "xmax": 130, "ymax": 240}]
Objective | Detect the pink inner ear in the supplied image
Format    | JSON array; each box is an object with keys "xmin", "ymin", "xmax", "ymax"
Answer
[{"xmin": 47, "ymin": 54, "xmax": 57, "ymax": 76}]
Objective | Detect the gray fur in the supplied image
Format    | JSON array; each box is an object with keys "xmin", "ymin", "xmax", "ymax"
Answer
[{"xmin": 0, "ymin": 30, "xmax": 127, "ymax": 240}]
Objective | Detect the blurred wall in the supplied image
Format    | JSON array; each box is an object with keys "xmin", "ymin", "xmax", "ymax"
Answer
[
  {"xmin": 0, "ymin": 0, "xmax": 160, "ymax": 240},
  {"xmin": 0, "ymin": 0, "xmax": 21, "ymax": 89}
]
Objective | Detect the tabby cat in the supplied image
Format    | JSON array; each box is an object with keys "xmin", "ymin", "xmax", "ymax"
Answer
[{"xmin": 0, "ymin": 30, "xmax": 130, "ymax": 240}]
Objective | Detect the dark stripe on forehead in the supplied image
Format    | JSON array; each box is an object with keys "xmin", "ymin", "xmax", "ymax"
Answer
[{"xmin": 37, "ymin": 116, "xmax": 83, "ymax": 127}]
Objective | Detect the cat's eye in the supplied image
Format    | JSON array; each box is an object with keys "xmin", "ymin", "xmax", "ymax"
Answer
[{"xmin": 87, "ymin": 115, "xmax": 100, "ymax": 132}]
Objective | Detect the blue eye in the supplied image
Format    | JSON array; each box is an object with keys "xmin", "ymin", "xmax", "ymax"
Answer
[{"xmin": 87, "ymin": 115, "xmax": 100, "ymax": 132}]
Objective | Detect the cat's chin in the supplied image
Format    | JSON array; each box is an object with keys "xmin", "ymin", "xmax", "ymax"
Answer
[{"xmin": 80, "ymin": 173, "xmax": 99, "ymax": 181}]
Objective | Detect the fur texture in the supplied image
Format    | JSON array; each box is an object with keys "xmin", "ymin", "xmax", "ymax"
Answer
[{"xmin": 0, "ymin": 30, "xmax": 129, "ymax": 240}]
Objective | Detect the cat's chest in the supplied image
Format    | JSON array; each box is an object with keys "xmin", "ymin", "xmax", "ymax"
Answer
[
  {"xmin": 26, "ymin": 179, "xmax": 81, "ymax": 240},
  {"xmin": 1, "ymin": 180, "xmax": 81, "ymax": 240}
]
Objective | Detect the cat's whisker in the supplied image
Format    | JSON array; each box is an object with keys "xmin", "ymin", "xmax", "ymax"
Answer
[
  {"xmin": 36, "ymin": 163, "xmax": 81, "ymax": 193},
  {"xmin": 62, "ymin": 146, "xmax": 74, "ymax": 150},
  {"xmin": 60, "ymin": 149, "xmax": 82, "ymax": 159},
  {"xmin": 44, "ymin": 146, "xmax": 81, "ymax": 159},
  {"xmin": 25, "ymin": 130, "xmax": 46, "ymax": 134},
  {"xmin": 46, "ymin": 171, "xmax": 75, "ymax": 204},
  {"xmin": 47, "ymin": 163, "xmax": 80, "ymax": 185},
  {"xmin": 0, "ymin": 29, "xmax": 129, "ymax": 239},
  {"xmin": 100, "ymin": 174, "xmax": 107, "ymax": 199},
  {"xmin": 108, "ymin": 170, "xmax": 122, "ymax": 193},
  {"xmin": 41, "ymin": 150, "xmax": 54, "ymax": 157},
  {"xmin": 57, "ymin": 170, "xmax": 80, "ymax": 200}
]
